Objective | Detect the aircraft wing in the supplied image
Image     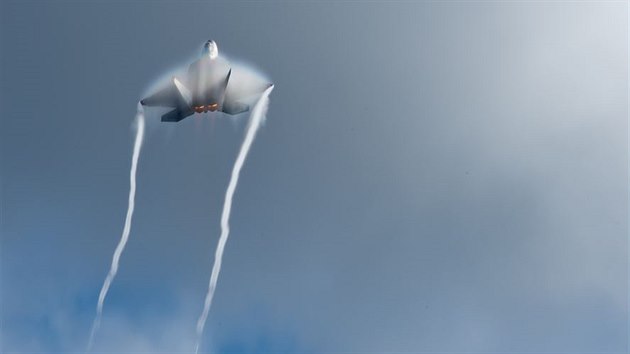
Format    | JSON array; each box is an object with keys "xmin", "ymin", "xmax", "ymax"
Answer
[
  {"xmin": 221, "ymin": 70, "xmax": 249, "ymax": 116},
  {"xmin": 141, "ymin": 77, "xmax": 194, "ymax": 122},
  {"xmin": 222, "ymin": 99, "xmax": 249, "ymax": 115}
]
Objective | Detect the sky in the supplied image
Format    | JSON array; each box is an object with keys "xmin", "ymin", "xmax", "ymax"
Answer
[{"xmin": 1, "ymin": 1, "xmax": 628, "ymax": 353}]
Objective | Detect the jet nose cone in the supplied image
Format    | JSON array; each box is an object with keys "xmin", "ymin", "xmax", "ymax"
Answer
[{"xmin": 203, "ymin": 40, "xmax": 219, "ymax": 59}]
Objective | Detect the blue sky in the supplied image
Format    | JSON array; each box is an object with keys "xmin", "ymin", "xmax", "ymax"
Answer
[{"xmin": 1, "ymin": 1, "xmax": 628, "ymax": 353}]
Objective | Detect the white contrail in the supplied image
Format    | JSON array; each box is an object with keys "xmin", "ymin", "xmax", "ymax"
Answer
[
  {"xmin": 87, "ymin": 103, "xmax": 146, "ymax": 351},
  {"xmin": 195, "ymin": 86, "xmax": 274, "ymax": 354}
]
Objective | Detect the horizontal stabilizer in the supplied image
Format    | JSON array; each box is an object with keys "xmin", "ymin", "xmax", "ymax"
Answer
[{"xmin": 161, "ymin": 108, "xmax": 193, "ymax": 122}]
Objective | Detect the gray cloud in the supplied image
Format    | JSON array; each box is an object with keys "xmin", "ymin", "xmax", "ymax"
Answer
[{"xmin": 1, "ymin": 1, "xmax": 626, "ymax": 353}]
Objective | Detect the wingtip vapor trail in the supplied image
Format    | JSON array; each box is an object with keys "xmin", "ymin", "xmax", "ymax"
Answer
[
  {"xmin": 194, "ymin": 85, "xmax": 274, "ymax": 354},
  {"xmin": 87, "ymin": 103, "xmax": 146, "ymax": 351}
]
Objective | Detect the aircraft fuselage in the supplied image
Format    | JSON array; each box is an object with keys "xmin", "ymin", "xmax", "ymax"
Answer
[{"xmin": 187, "ymin": 56, "xmax": 231, "ymax": 113}]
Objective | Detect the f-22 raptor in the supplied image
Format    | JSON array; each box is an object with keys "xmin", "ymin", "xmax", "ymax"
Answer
[{"xmin": 141, "ymin": 40, "xmax": 272, "ymax": 122}]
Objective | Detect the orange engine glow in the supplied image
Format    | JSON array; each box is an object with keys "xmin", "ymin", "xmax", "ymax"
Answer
[{"xmin": 194, "ymin": 104, "xmax": 219, "ymax": 113}]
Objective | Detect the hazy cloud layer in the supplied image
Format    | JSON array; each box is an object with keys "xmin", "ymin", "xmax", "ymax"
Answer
[{"xmin": 1, "ymin": 1, "xmax": 627, "ymax": 353}]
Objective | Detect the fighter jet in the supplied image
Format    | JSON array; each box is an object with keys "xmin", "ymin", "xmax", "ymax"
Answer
[{"xmin": 141, "ymin": 40, "xmax": 271, "ymax": 122}]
